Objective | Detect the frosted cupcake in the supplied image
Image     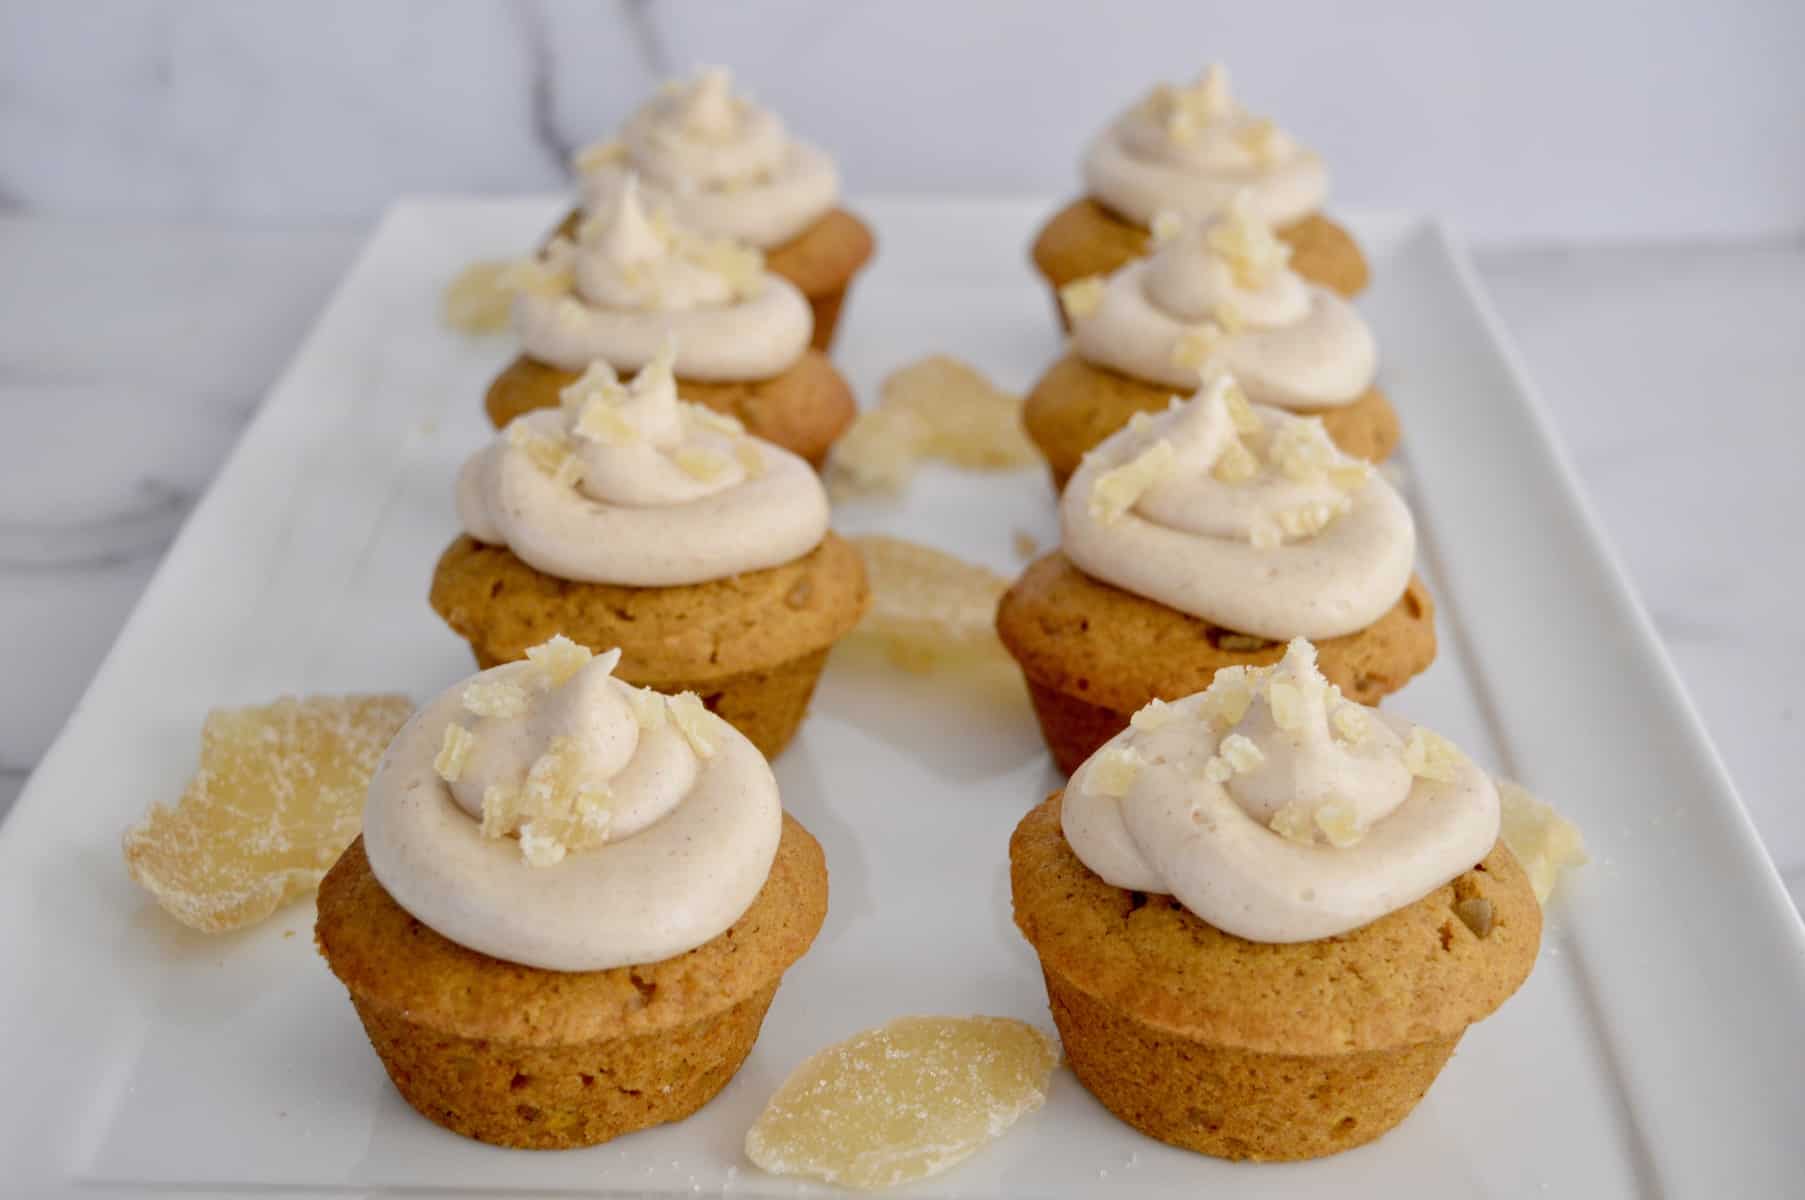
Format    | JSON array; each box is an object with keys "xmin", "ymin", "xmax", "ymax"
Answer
[
  {"xmin": 489, "ymin": 175, "xmax": 856, "ymax": 467},
  {"xmin": 317, "ymin": 641, "xmax": 829, "ymax": 1148},
  {"xmin": 998, "ymin": 374, "xmax": 1433, "ymax": 773},
  {"xmin": 1032, "ymin": 64, "xmax": 1367, "ymax": 327},
  {"xmin": 1024, "ymin": 202, "xmax": 1397, "ymax": 490},
  {"xmin": 569, "ymin": 68, "xmax": 874, "ymax": 351},
  {"xmin": 438, "ymin": 348, "xmax": 868, "ymax": 758},
  {"xmin": 1010, "ymin": 638, "xmax": 1540, "ymax": 1160}
]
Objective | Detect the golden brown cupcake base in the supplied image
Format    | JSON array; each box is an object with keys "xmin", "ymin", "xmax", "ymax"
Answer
[
  {"xmin": 429, "ymin": 533, "xmax": 869, "ymax": 759},
  {"xmin": 996, "ymin": 553, "xmax": 1435, "ymax": 773},
  {"xmin": 1031, "ymin": 197, "xmax": 1369, "ymax": 321},
  {"xmin": 317, "ymin": 820, "xmax": 829, "ymax": 1149},
  {"xmin": 551, "ymin": 207, "xmax": 875, "ymax": 352},
  {"xmin": 485, "ymin": 350, "xmax": 856, "ymax": 470},
  {"xmin": 1024, "ymin": 353, "xmax": 1400, "ymax": 492},
  {"xmin": 1011, "ymin": 793, "xmax": 1541, "ymax": 1162}
]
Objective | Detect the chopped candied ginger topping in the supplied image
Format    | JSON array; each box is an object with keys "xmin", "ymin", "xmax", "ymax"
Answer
[
  {"xmin": 1235, "ymin": 117, "xmax": 1281, "ymax": 165},
  {"xmin": 1275, "ymin": 498, "xmax": 1351, "ymax": 539},
  {"xmin": 122, "ymin": 694, "xmax": 413, "ymax": 932},
  {"xmin": 690, "ymin": 234, "xmax": 765, "ymax": 298},
  {"xmin": 848, "ymin": 535, "xmax": 1011, "ymax": 671},
  {"xmin": 1211, "ymin": 433, "xmax": 1260, "ymax": 483},
  {"xmin": 1219, "ymin": 732, "xmax": 1265, "ymax": 772},
  {"xmin": 1313, "ymin": 798, "xmax": 1362, "ymax": 848},
  {"xmin": 1206, "ymin": 196, "xmax": 1294, "ymax": 289},
  {"xmin": 1087, "ymin": 745, "xmax": 1145, "ymax": 798},
  {"xmin": 1403, "ymin": 726, "xmax": 1465, "ymax": 783},
  {"xmin": 1331, "ymin": 702, "xmax": 1370, "ymax": 746},
  {"xmin": 525, "ymin": 634, "xmax": 600, "ymax": 687},
  {"xmin": 574, "ymin": 397, "xmax": 639, "ymax": 447},
  {"xmin": 667, "ymin": 691, "xmax": 719, "ymax": 758},
  {"xmin": 1170, "ymin": 323, "xmax": 1226, "ymax": 370},
  {"xmin": 826, "ymin": 356, "xmax": 1037, "ymax": 497},
  {"xmin": 673, "ymin": 444, "xmax": 733, "ymax": 482},
  {"xmin": 623, "ymin": 684, "xmax": 668, "ymax": 730},
  {"xmin": 1266, "ymin": 677, "xmax": 1307, "ymax": 731},
  {"xmin": 1149, "ymin": 64, "xmax": 1235, "ymax": 145},
  {"xmin": 573, "ymin": 138, "xmax": 628, "ymax": 172},
  {"xmin": 507, "ymin": 422, "xmax": 581, "ymax": 485},
  {"xmin": 441, "ymin": 247, "xmax": 575, "ymax": 335},
  {"xmin": 1222, "ymin": 381, "xmax": 1264, "ymax": 438},
  {"xmin": 1130, "ymin": 698, "xmax": 1180, "ymax": 732},
  {"xmin": 1270, "ymin": 416, "xmax": 1340, "ymax": 484},
  {"xmin": 462, "ymin": 677, "xmax": 528, "ymax": 719},
  {"xmin": 1089, "ymin": 438, "xmax": 1177, "ymax": 525},
  {"xmin": 481, "ymin": 736, "xmax": 615, "ymax": 867},
  {"xmin": 1199, "ymin": 665, "xmax": 1258, "ymax": 728},
  {"xmin": 434, "ymin": 723, "xmax": 476, "ymax": 783},
  {"xmin": 1498, "ymin": 778, "xmax": 1588, "ymax": 904},
  {"xmin": 1269, "ymin": 801, "xmax": 1316, "ymax": 844},
  {"xmin": 1150, "ymin": 210, "xmax": 1186, "ymax": 244},
  {"xmin": 744, "ymin": 1016, "xmax": 1059, "ymax": 1191},
  {"xmin": 1058, "ymin": 274, "xmax": 1107, "ymax": 321}
]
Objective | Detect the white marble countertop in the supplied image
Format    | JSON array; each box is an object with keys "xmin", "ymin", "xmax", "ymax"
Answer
[{"xmin": 2, "ymin": 212, "xmax": 1800, "ymax": 910}]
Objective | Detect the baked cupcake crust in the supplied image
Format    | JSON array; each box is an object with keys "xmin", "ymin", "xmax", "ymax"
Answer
[
  {"xmin": 1010, "ymin": 792, "xmax": 1541, "ymax": 1055},
  {"xmin": 429, "ymin": 531, "xmax": 869, "ymax": 688},
  {"xmin": 484, "ymin": 350, "xmax": 857, "ymax": 469},
  {"xmin": 1023, "ymin": 353, "xmax": 1400, "ymax": 489},
  {"xmin": 1031, "ymin": 196, "xmax": 1369, "ymax": 301},
  {"xmin": 317, "ymin": 816, "xmax": 829, "ymax": 1045},
  {"xmin": 996, "ymin": 551, "xmax": 1435, "ymax": 716}
]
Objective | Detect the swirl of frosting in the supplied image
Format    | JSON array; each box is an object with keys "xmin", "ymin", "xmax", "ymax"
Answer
[
  {"xmin": 1065, "ymin": 200, "xmax": 1376, "ymax": 407},
  {"xmin": 1061, "ymin": 373, "xmax": 1413, "ymax": 640},
  {"xmin": 576, "ymin": 67, "xmax": 840, "ymax": 250},
  {"xmin": 1083, "ymin": 64, "xmax": 1327, "ymax": 228},
  {"xmin": 362, "ymin": 639, "xmax": 783, "ymax": 970},
  {"xmin": 1062, "ymin": 637, "xmax": 1499, "ymax": 942},
  {"xmin": 513, "ymin": 174, "xmax": 813, "ymax": 381},
  {"xmin": 457, "ymin": 345, "xmax": 830, "ymax": 586}
]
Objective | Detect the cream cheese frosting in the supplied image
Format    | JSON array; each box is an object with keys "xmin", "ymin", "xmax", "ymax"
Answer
[
  {"xmin": 457, "ymin": 344, "xmax": 830, "ymax": 586},
  {"xmin": 1062, "ymin": 637, "xmax": 1498, "ymax": 942},
  {"xmin": 576, "ymin": 67, "xmax": 840, "ymax": 250},
  {"xmin": 1061, "ymin": 373, "xmax": 1413, "ymax": 640},
  {"xmin": 513, "ymin": 173, "xmax": 813, "ymax": 381},
  {"xmin": 363, "ymin": 638, "xmax": 783, "ymax": 970},
  {"xmin": 1065, "ymin": 199, "xmax": 1376, "ymax": 406},
  {"xmin": 1083, "ymin": 64, "xmax": 1327, "ymax": 229}
]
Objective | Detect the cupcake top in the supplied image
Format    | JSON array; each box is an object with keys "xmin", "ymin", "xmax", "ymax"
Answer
[
  {"xmin": 1062, "ymin": 637, "xmax": 1499, "ymax": 942},
  {"xmin": 512, "ymin": 174, "xmax": 813, "ymax": 381},
  {"xmin": 1061, "ymin": 373, "xmax": 1413, "ymax": 640},
  {"xmin": 1061, "ymin": 199, "xmax": 1376, "ymax": 407},
  {"xmin": 457, "ymin": 344, "xmax": 830, "ymax": 586},
  {"xmin": 575, "ymin": 67, "xmax": 840, "ymax": 250},
  {"xmin": 1083, "ymin": 64, "xmax": 1326, "ymax": 229},
  {"xmin": 361, "ymin": 637, "xmax": 782, "ymax": 971}
]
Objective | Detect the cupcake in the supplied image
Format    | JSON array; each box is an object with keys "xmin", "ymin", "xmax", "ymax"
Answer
[
  {"xmin": 1024, "ymin": 201, "xmax": 1396, "ymax": 490},
  {"xmin": 567, "ymin": 67, "xmax": 874, "ymax": 352},
  {"xmin": 1031, "ymin": 64, "xmax": 1367, "ymax": 327},
  {"xmin": 998, "ymin": 374, "xmax": 1433, "ymax": 773},
  {"xmin": 1010, "ymin": 638, "xmax": 1540, "ymax": 1161},
  {"xmin": 317, "ymin": 641, "xmax": 829, "ymax": 1149},
  {"xmin": 488, "ymin": 175, "xmax": 857, "ymax": 467},
  {"xmin": 437, "ymin": 348, "xmax": 868, "ymax": 759}
]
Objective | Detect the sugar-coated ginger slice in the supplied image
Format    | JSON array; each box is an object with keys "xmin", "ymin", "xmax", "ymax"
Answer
[
  {"xmin": 849, "ymin": 535, "xmax": 1009, "ymax": 671},
  {"xmin": 745, "ymin": 1015, "xmax": 1059, "ymax": 1191},
  {"xmin": 440, "ymin": 260, "xmax": 516, "ymax": 334},
  {"xmin": 827, "ymin": 355, "xmax": 1037, "ymax": 496},
  {"xmin": 122, "ymin": 694, "xmax": 412, "ymax": 933},
  {"xmin": 1497, "ymin": 777, "xmax": 1588, "ymax": 904}
]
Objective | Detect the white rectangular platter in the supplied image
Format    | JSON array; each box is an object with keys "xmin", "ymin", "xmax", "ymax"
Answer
[{"xmin": 2, "ymin": 197, "xmax": 1801, "ymax": 1198}]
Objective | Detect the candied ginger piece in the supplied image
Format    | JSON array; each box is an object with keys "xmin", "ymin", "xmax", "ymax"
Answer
[
  {"xmin": 440, "ymin": 260, "xmax": 516, "ymax": 335},
  {"xmin": 122, "ymin": 694, "xmax": 412, "ymax": 933},
  {"xmin": 1403, "ymin": 727, "xmax": 1464, "ymax": 783},
  {"xmin": 1498, "ymin": 778, "xmax": 1588, "ymax": 904},
  {"xmin": 745, "ymin": 1015, "xmax": 1059, "ymax": 1191},
  {"xmin": 1089, "ymin": 439, "xmax": 1176, "ymax": 524},
  {"xmin": 1087, "ymin": 745, "xmax": 1144, "ymax": 797},
  {"xmin": 1058, "ymin": 275, "xmax": 1106, "ymax": 321},
  {"xmin": 849, "ymin": 535, "xmax": 1010, "ymax": 671},
  {"xmin": 524, "ymin": 633, "xmax": 597, "ymax": 687},
  {"xmin": 826, "ymin": 356, "xmax": 1037, "ymax": 497}
]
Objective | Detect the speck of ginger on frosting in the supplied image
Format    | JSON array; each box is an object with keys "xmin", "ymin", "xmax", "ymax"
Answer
[
  {"xmin": 1058, "ymin": 274, "xmax": 1106, "ymax": 322},
  {"xmin": 1205, "ymin": 194, "xmax": 1294, "ymax": 289},
  {"xmin": 1088, "ymin": 438, "xmax": 1178, "ymax": 525}
]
